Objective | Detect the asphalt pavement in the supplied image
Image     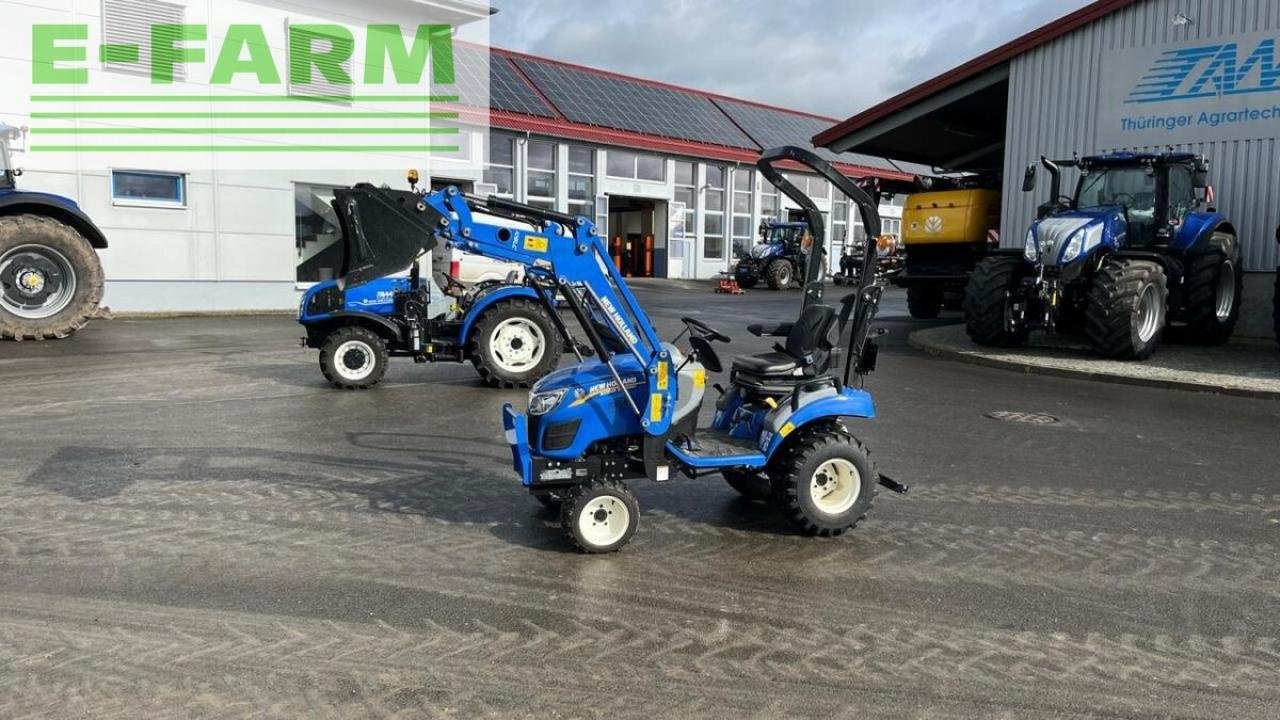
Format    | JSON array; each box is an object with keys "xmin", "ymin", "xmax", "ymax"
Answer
[{"xmin": 1, "ymin": 283, "xmax": 1278, "ymax": 719}]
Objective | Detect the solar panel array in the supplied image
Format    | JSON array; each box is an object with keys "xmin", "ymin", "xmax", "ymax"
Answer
[
  {"xmin": 512, "ymin": 58, "xmax": 756, "ymax": 149},
  {"xmin": 453, "ymin": 45, "xmax": 557, "ymax": 118},
  {"xmin": 712, "ymin": 98, "xmax": 899, "ymax": 171}
]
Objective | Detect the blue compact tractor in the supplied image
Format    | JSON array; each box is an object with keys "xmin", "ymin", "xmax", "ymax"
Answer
[
  {"xmin": 965, "ymin": 152, "xmax": 1240, "ymax": 359},
  {"xmin": 0, "ymin": 124, "xmax": 108, "ymax": 340}
]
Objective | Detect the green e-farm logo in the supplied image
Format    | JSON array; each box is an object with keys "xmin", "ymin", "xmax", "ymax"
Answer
[{"xmin": 27, "ymin": 22, "xmax": 466, "ymax": 157}]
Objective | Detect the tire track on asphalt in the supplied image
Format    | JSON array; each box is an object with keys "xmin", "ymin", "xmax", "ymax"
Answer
[{"xmin": 0, "ymin": 592, "xmax": 1274, "ymax": 719}]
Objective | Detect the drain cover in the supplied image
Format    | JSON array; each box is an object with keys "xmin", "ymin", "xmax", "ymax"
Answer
[{"xmin": 985, "ymin": 410, "xmax": 1059, "ymax": 425}]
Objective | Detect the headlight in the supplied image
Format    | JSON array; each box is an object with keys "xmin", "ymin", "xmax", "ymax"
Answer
[
  {"xmin": 1062, "ymin": 224, "xmax": 1103, "ymax": 263},
  {"xmin": 528, "ymin": 388, "xmax": 567, "ymax": 415},
  {"xmin": 1023, "ymin": 228, "xmax": 1038, "ymax": 262}
]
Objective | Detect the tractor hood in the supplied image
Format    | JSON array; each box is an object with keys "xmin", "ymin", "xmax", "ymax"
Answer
[
  {"xmin": 332, "ymin": 184, "xmax": 446, "ymax": 288},
  {"xmin": 1026, "ymin": 207, "xmax": 1126, "ymax": 267}
]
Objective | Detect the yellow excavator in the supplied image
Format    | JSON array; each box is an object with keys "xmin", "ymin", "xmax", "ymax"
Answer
[{"xmin": 893, "ymin": 183, "xmax": 1001, "ymax": 319}]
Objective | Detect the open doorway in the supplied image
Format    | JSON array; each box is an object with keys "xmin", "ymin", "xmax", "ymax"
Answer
[{"xmin": 607, "ymin": 195, "xmax": 668, "ymax": 278}]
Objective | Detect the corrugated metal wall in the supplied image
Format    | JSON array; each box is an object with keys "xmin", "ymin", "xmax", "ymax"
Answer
[{"xmin": 1001, "ymin": 0, "xmax": 1280, "ymax": 271}]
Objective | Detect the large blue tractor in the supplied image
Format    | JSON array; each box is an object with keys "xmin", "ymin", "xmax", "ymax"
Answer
[
  {"xmin": 0, "ymin": 124, "xmax": 108, "ymax": 340},
  {"xmin": 733, "ymin": 220, "xmax": 810, "ymax": 290},
  {"xmin": 964, "ymin": 152, "xmax": 1240, "ymax": 360}
]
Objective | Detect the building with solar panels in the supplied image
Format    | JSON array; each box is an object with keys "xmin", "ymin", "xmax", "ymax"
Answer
[{"xmin": 9, "ymin": 0, "xmax": 916, "ymax": 313}]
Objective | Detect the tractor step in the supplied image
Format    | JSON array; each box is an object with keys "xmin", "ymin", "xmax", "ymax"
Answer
[{"xmin": 666, "ymin": 429, "xmax": 766, "ymax": 469}]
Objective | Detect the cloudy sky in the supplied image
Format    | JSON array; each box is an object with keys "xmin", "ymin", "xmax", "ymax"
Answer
[{"xmin": 488, "ymin": 0, "xmax": 1093, "ymax": 120}]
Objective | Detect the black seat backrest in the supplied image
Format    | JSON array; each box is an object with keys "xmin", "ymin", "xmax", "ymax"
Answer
[{"xmin": 784, "ymin": 304, "xmax": 837, "ymax": 361}]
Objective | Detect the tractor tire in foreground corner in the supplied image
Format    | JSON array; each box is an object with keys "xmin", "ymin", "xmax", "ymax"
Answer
[
  {"xmin": 560, "ymin": 479, "xmax": 639, "ymax": 553},
  {"xmin": 722, "ymin": 469, "xmax": 770, "ymax": 502},
  {"xmin": 319, "ymin": 326, "xmax": 389, "ymax": 389},
  {"xmin": 766, "ymin": 259, "xmax": 794, "ymax": 290},
  {"xmin": 963, "ymin": 256, "xmax": 1028, "ymax": 347},
  {"xmin": 769, "ymin": 425, "xmax": 877, "ymax": 537},
  {"xmin": 1085, "ymin": 258, "xmax": 1167, "ymax": 360},
  {"xmin": 0, "ymin": 214, "xmax": 105, "ymax": 341},
  {"xmin": 470, "ymin": 298, "xmax": 559, "ymax": 388},
  {"xmin": 906, "ymin": 286, "xmax": 943, "ymax": 319},
  {"xmin": 1168, "ymin": 246, "xmax": 1241, "ymax": 345}
]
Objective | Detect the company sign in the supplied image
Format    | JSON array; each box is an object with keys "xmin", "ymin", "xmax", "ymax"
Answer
[{"xmin": 1097, "ymin": 30, "xmax": 1280, "ymax": 147}]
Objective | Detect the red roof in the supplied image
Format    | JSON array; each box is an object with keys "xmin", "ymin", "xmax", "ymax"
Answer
[{"xmin": 812, "ymin": 0, "xmax": 1140, "ymax": 149}]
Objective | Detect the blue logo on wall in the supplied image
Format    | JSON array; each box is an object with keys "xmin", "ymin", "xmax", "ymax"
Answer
[{"xmin": 1127, "ymin": 38, "xmax": 1280, "ymax": 104}]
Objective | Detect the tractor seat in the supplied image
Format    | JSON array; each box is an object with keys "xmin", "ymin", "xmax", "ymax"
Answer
[{"xmin": 731, "ymin": 303, "xmax": 839, "ymax": 393}]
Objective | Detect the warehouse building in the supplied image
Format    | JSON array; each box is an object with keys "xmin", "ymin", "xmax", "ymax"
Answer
[
  {"xmin": 814, "ymin": 0, "xmax": 1280, "ymax": 337},
  {"xmin": 7, "ymin": 0, "xmax": 915, "ymax": 314}
]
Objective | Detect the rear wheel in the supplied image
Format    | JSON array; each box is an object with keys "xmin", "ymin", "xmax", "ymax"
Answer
[
  {"xmin": 723, "ymin": 469, "xmax": 769, "ymax": 502},
  {"xmin": 319, "ymin": 326, "xmax": 389, "ymax": 389},
  {"xmin": 1168, "ymin": 245, "xmax": 1240, "ymax": 345},
  {"xmin": 470, "ymin": 298, "xmax": 559, "ymax": 388},
  {"xmin": 1085, "ymin": 259, "xmax": 1167, "ymax": 360},
  {"xmin": 561, "ymin": 480, "xmax": 639, "ymax": 553},
  {"xmin": 769, "ymin": 425, "xmax": 876, "ymax": 537},
  {"xmin": 906, "ymin": 286, "xmax": 943, "ymax": 319},
  {"xmin": 0, "ymin": 214, "xmax": 105, "ymax": 341},
  {"xmin": 963, "ymin": 256, "xmax": 1028, "ymax": 347},
  {"xmin": 766, "ymin": 260, "xmax": 793, "ymax": 290}
]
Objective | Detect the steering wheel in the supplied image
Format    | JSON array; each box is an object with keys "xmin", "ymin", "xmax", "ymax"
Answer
[{"xmin": 681, "ymin": 316, "xmax": 730, "ymax": 343}]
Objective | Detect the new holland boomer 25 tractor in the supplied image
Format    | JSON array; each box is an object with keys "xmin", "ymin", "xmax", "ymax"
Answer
[
  {"xmin": 965, "ymin": 152, "xmax": 1241, "ymax": 360},
  {"xmin": 331, "ymin": 146, "xmax": 905, "ymax": 553},
  {"xmin": 298, "ymin": 173, "xmax": 565, "ymax": 390},
  {"xmin": 0, "ymin": 124, "xmax": 108, "ymax": 341}
]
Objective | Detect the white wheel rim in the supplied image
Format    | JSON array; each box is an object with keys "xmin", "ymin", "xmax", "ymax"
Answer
[
  {"xmin": 1215, "ymin": 260, "xmax": 1235, "ymax": 322},
  {"xmin": 809, "ymin": 458, "xmax": 861, "ymax": 515},
  {"xmin": 333, "ymin": 340, "xmax": 375, "ymax": 381},
  {"xmin": 577, "ymin": 495, "xmax": 630, "ymax": 548},
  {"xmin": 489, "ymin": 317, "xmax": 546, "ymax": 373},
  {"xmin": 1136, "ymin": 283, "xmax": 1162, "ymax": 343},
  {"xmin": 0, "ymin": 244, "xmax": 78, "ymax": 319}
]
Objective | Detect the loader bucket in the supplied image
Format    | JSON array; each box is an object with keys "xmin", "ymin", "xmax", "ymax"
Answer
[{"xmin": 333, "ymin": 184, "xmax": 446, "ymax": 288}]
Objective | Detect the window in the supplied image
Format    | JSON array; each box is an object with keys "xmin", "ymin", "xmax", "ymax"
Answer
[
  {"xmin": 526, "ymin": 140, "xmax": 556, "ymax": 208},
  {"xmin": 674, "ymin": 161, "xmax": 697, "ymax": 235},
  {"xmin": 731, "ymin": 168, "xmax": 754, "ymax": 259},
  {"xmin": 703, "ymin": 165, "xmax": 726, "ymax": 260},
  {"xmin": 567, "ymin": 145, "xmax": 595, "ymax": 219},
  {"xmin": 606, "ymin": 149, "xmax": 665, "ymax": 181},
  {"xmin": 484, "ymin": 134, "xmax": 515, "ymax": 196},
  {"xmin": 286, "ymin": 22, "xmax": 354, "ymax": 103},
  {"xmin": 103, "ymin": 0, "xmax": 185, "ymax": 79},
  {"xmin": 832, "ymin": 198, "xmax": 848, "ymax": 256},
  {"xmin": 761, "ymin": 181, "xmax": 780, "ymax": 219},
  {"xmin": 294, "ymin": 183, "xmax": 344, "ymax": 283},
  {"xmin": 1167, "ymin": 165, "xmax": 1195, "ymax": 220},
  {"xmin": 111, "ymin": 170, "xmax": 186, "ymax": 207}
]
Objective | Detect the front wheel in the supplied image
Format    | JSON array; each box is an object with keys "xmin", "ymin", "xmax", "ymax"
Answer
[
  {"xmin": 1085, "ymin": 259, "xmax": 1167, "ymax": 360},
  {"xmin": 769, "ymin": 427, "xmax": 877, "ymax": 537},
  {"xmin": 319, "ymin": 326, "xmax": 389, "ymax": 389},
  {"xmin": 766, "ymin": 260, "xmax": 793, "ymax": 290},
  {"xmin": 560, "ymin": 480, "xmax": 639, "ymax": 553},
  {"xmin": 0, "ymin": 214, "xmax": 105, "ymax": 340},
  {"xmin": 470, "ymin": 298, "xmax": 560, "ymax": 388},
  {"xmin": 963, "ymin": 256, "xmax": 1028, "ymax": 347},
  {"xmin": 737, "ymin": 276, "xmax": 758, "ymax": 289},
  {"xmin": 906, "ymin": 286, "xmax": 943, "ymax": 319}
]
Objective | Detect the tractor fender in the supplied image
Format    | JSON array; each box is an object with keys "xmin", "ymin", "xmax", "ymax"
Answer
[
  {"xmin": 0, "ymin": 191, "xmax": 109, "ymax": 248},
  {"xmin": 310, "ymin": 311, "xmax": 405, "ymax": 343},
  {"xmin": 457, "ymin": 285, "xmax": 540, "ymax": 345},
  {"xmin": 1174, "ymin": 214, "xmax": 1237, "ymax": 258},
  {"xmin": 761, "ymin": 386, "xmax": 876, "ymax": 460}
]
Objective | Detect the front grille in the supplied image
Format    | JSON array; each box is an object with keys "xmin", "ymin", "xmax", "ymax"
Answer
[
  {"xmin": 308, "ymin": 285, "xmax": 344, "ymax": 315},
  {"xmin": 543, "ymin": 420, "xmax": 581, "ymax": 451}
]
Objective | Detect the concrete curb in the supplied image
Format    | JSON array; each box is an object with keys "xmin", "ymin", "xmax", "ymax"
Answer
[{"xmin": 908, "ymin": 324, "xmax": 1280, "ymax": 401}]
